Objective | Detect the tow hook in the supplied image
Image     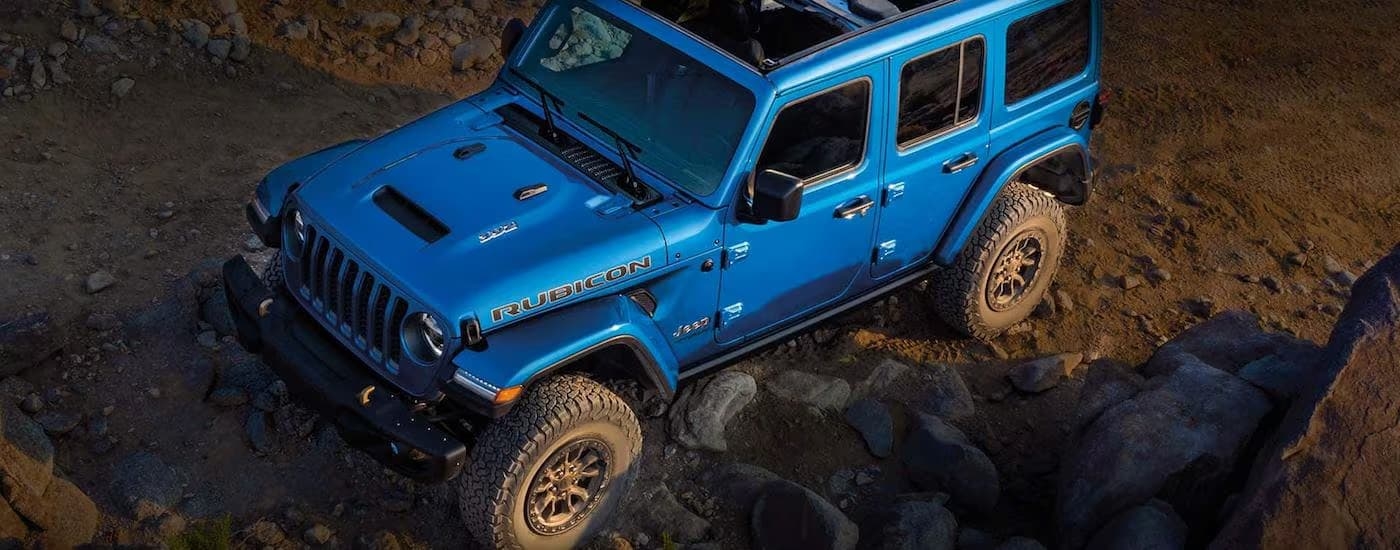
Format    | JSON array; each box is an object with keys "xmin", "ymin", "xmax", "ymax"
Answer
[
  {"xmin": 258, "ymin": 298, "xmax": 274, "ymax": 318},
  {"xmin": 358, "ymin": 385, "xmax": 376, "ymax": 407}
]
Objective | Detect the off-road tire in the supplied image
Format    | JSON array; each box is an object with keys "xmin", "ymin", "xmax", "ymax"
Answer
[
  {"xmin": 261, "ymin": 256, "xmax": 284, "ymax": 291},
  {"xmin": 932, "ymin": 182, "xmax": 1067, "ymax": 340},
  {"xmin": 458, "ymin": 375, "xmax": 643, "ymax": 550}
]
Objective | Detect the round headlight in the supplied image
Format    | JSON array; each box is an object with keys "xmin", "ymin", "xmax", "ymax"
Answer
[
  {"xmin": 282, "ymin": 206, "xmax": 307, "ymax": 256},
  {"xmin": 403, "ymin": 312, "xmax": 446, "ymax": 363}
]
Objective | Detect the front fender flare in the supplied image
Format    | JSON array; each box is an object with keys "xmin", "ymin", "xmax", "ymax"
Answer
[
  {"xmin": 934, "ymin": 128, "xmax": 1090, "ymax": 265},
  {"xmin": 449, "ymin": 295, "xmax": 678, "ymax": 405}
]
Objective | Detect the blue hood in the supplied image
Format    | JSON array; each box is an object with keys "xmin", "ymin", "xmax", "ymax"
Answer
[{"xmin": 293, "ymin": 99, "xmax": 668, "ymax": 336}]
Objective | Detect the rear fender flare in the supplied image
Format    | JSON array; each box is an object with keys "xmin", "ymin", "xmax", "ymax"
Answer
[{"xmin": 934, "ymin": 128, "xmax": 1090, "ymax": 265}]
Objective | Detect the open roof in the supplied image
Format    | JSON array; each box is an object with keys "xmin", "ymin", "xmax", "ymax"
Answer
[{"xmin": 634, "ymin": 0, "xmax": 959, "ymax": 72}]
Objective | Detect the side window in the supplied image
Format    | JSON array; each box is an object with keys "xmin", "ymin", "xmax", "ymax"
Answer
[
  {"xmin": 897, "ymin": 38, "xmax": 985, "ymax": 147},
  {"xmin": 1005, "ymin": 0, "xmax": 1091, "ymax": 104},
  {"xmin": 758, "ymin": 80, "xmax": 871, "ymax": 182}
]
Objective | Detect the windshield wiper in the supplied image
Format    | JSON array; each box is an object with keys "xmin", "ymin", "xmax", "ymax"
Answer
[
  {"xmin": 577, "ymin": 111, "xmax": 648, "ymax": 200},
  {"xmin": 508, "ymin": 68, "xmax": 566, "ymax": 145}
]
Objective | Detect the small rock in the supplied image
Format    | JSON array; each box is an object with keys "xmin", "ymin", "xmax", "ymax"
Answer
[
  {"xmin": 451, "ymin": 38, "xmax": 494, "ymax": 71},
  {"xmin": 110, "ymin": 77, "xmax": 134, "ymax": 98},
  {"xmin": 853, "ymin": 358, "xmax": 909, "ymax": 398},
  {"xmin": 208, "ymin": 387, "xmax": 248, "ymax": 408},
  {"xmin": 1146, "ymin": 266, "xmax": 1172, "ymax": 284},
  {"xmin": 85, "ymin": 270, "xmax": 116, "ymax": 293},
  {"xmin": 278, "ymin": 21, "xmax": 309, "ymax": 40},
  {"xmin": 359, "ymin": 12, "xmax": 403, "ymax": 29},
  {"xmin": 196, "ymin": 331, "xmax": 218, "ymax": 349},
  {"xmin": 46, "ymin": 61, "xmax": 72, "ymax": 85},
  {"xmin": 393, "ymin": 26, "xmax": 420, "ymax": 46},
  {"xmin": 181, "ymin": 19, "xmax": 211, "ymax": 49},
  {"xmin": 766, "ymin": 370, "xmax": 850, "ymax": 411},
  {"xmin": 34, "ymin": 410, "xmax": 81, "ymax": 435},
  {"xmin": 229, "ymin": 36, "xmax": 251, "ymax": 62},
  {"xmin": 1007, "ymin": 353, "xmax": 1083, "ymax": 393},
  {"xmin": 249, "ymin": 520, "xmax": 286, "ymax": 545},
  {"xmin": 1054, "ymin": 289, "xmax": 1075, "ymax": 313},
  {"xmin": 1260, "ymin": 276, "xmax": 1283, "ymax": 293},
  {"xmin": 206, "ymin": 39, "xmax": 231, "ymax": 59},
  {"xmin": 214, "ymin": 0, "xmax": 240, "ymax": 16},
  {"xmin": 243, "ymin": 235, "xmax": 265, "ymax": 252},
  {"xmin": 47, "ymin": 42, "xmax": 69, "ymax": 58},
  {"xmin": 843, "ymin": 398, "xmax": 893, "ymax": 458},
  {"xmin": 996, "ymin": 537, "xmax": 1048, "ymax": 550},
  {"xmin": 109, "ymin": 452, "xmax": 185, "ymax": 521},
  {"xmin": 752, "ymin": 480, "xmax": 858, "ymax": 550},
  {"xmin": 1286, "ymin": 252, "xmax": 1308, "ymax": 267},
  {"xmin": 19, "ymin": 393, "xmax": 44, "ymax": 414},
  {"xmin": 80, "ymin": 33, "xmax": 118, "ymax": 54},
  {"xmin": 304, "ymin": 524, "xmax": 333, "ymax": 545},
  {"xmin": 77, "ymin": 0, "xmax": 101, "ymax": 17},
  {"xmin": 84, "ymin": 312, "xmax": 121, "ymax": 331},
  {"xmin": 246, "ymin": 411, "xmax": 272, "ymax": 453},
  {"xmin": 61, "ymin": 20, "xmax": 80, "ymax": 42},
  {"xmin": 1120, "ymin": 274, "xmax": 1144, "ymax": 290}
]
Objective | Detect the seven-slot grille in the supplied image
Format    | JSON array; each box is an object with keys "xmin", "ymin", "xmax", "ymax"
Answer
[{"xmin": 297, "ymin": 224, "xmax": 412, "ymax": 368}]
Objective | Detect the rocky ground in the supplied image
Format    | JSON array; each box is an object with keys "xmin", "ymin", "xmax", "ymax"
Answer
[{"xmin": 1, "ymin": 0, "xmax": 1399, "ymax": 548}]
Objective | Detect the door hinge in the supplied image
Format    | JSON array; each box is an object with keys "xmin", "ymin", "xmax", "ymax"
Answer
[
  {"xmin": 724, "ymin": 242, "xmax": 750, "ymax": 268},
  {"xmin": 719, "ymin": 303, "xmax": 743, "ymax": 328},
  {"xmin": 884, "ymin": 182, "xmax": 906, "ymax": 206},
  {"xmin": 877, "ymin": 240, "xmax": 898, "ymax": 263}
]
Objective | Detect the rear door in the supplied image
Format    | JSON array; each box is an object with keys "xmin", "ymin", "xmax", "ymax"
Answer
[
  {"xmin": 991, "ymin": 0, "xmax": 1099, "ymax": 151},
  {"xmin": 872, "ymin": 32, "xmax": 992, "ymax": 278}
]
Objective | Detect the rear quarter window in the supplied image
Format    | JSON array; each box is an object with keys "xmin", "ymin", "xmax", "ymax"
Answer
[{"xmin": 1004, "ymin": 0, "xmax": 1092, "ymax": 105}]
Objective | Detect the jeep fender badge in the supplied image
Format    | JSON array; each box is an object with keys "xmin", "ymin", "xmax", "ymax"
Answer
[{"xmin": 514, "ymin": 183, "xmax": 548, "ymax": 201}]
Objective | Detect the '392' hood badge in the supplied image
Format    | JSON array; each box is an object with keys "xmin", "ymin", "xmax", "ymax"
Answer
[{"xmin": 478, "ymin": 221, "xmax": 518, "ymax": 244}]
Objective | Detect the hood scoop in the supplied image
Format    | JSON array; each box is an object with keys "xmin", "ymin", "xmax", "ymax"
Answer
[{"xmin": 373, "ymin": 186, "xmax": 450, "ymax": 243}]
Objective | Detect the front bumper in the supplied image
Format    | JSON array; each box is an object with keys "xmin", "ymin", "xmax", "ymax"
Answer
[{"xmin": 222, "ymin": 255, "xmax": 467, "ymax": 483}]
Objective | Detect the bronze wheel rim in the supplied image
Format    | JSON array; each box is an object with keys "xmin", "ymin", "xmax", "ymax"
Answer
[
  {"xmin": 525, "ymin": 438, "xmax": 612, "ymax": 536},
  {"xmin": 986, "ymin": 229, "xmax": 1047, "ymax": 313}
]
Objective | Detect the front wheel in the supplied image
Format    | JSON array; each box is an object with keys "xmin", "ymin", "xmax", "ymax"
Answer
[
  {"xmin": 458, "ymin": 375, "xmax": 643, "ymax": 550},
  {"xmin": 931, "ymin": 182, "xmax": 1067, "ymax": 340}
]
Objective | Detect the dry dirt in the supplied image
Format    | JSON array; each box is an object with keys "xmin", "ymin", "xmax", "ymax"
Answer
[{"xmin": 1, "ymin": 0, "xmax": 1398, "ymax": 547}]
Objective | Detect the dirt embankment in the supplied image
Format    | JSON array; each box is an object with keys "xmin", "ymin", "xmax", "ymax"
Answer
[{"xmin": 1, "ymin": 0, "xmax": 1398, "ymax": 547}]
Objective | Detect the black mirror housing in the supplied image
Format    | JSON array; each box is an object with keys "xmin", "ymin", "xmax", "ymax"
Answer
[
  {"xmin": 501, "ymin": 18, "xmax": 527, "ymax": 59},
  {"xmin": 751, "ymin": 170, "xmax": 802, "ymax": 222}
]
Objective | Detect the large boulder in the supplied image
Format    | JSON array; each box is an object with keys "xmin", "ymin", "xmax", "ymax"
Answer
[
  {"xmin": 700, "ymin": 462, "xmax": 781, "ymax": 512},
  {"xmin": 879, "ymin": 499, "xmax": 957, "ymax": 550},
  {"xmin": 669, "ymin": 371, "xmax": 756, "ymax": 452},
  {"xmin": 766, "ymin": 370, "xmax": 850, "ymax": 411},
  {"xmin": 632, "ymin": 484, "xmax": 710, "ymax": 543},
  {"xmin": 1086, "ymin": 500, "xmax": 1187, "ymax": 550},
  {"xmin": 751, "ymin": 480, "xmax": 858, "ymax": 550},
  {"xmin": 1143, "ymin": 311, "xmax": 1317, "ymax": 377},
  {"xmin": 1057, "ymin": 354, "xmax": 1271, "ymax": 549},
  {"xmin": 901, "ymin": 413, "xmax": 999, "ymax": 514},
  {"xmin": 0, "ymin": 402, "xmax": 54, "ymax": 500},
  {"xmin": 1, "ymin": 474, "xmax": 99, "ymax": 547},
  {"xmin": 109, "ymin": 452, "xmax": 186, "ymax": 521},
  {"xmin": 1211, "ymin": 245, "xmax": 1400, "ymax": 549},
  {"xmin": 1070, "ymin": 359, "xmax": 1145, "ymax": 432},
  {"xmin": 915, "ymin": 364, "xmax": 975, "ymax": 420}
]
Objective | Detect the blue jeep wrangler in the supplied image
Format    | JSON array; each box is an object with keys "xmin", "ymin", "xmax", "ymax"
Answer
[{"xmin": 222, "ymin": 0, "xmax": 1102, "ymax": 546}]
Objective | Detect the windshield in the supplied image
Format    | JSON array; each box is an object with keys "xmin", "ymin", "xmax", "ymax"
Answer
[{"xmin": 512, "ymin": 0, "xmax": 754, "ymax": 196}]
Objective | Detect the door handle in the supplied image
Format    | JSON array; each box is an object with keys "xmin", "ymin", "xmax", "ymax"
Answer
[
  {"xmin": 834, "ymin": 196, "xmax": 875, "ymax": 219},
  {"xmin": 943, "ymin": 152, "xmax": 980, "ymax": 174}
]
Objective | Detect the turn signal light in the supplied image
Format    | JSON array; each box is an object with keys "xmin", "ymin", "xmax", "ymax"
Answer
[{"xmin": 494, "ymin": 386, "xmax": 523, "ymax": 405}]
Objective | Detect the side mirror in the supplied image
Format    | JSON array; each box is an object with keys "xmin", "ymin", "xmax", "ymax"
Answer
[
  {"xmin": 501, "ymin": 18, "xmax": 527, "ymax": 59},
  {"xmin": 750, "ymin": 169, "xmax": 802, "ymax": 222}
]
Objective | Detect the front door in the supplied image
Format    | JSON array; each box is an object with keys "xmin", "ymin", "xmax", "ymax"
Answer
[
  {"xmin": 716, "ymin": 73, "xmax": 883, "ymax": 343},
  {"xmin": 872, "ymin": 34, "xmax": 991, "ymax": 278}
]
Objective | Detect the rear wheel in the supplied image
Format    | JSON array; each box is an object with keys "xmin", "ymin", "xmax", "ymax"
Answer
[
  {"xmin": 932, "ymin": 182, "xmax": 1067, "ymax": 340},
  {"xmin": 459, "ymin": 375, "xmax": 643, "ymax": 550}
]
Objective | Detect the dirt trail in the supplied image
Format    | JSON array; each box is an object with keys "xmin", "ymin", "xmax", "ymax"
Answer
[{"xmin": 1, "ymin": 0, "xmax": 1397, "ymax": 547}]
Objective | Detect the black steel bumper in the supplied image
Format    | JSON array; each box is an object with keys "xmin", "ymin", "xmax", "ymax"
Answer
[{"xmin": 222, "ymin": 255, "xmax": 467, "ymax": 483}]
